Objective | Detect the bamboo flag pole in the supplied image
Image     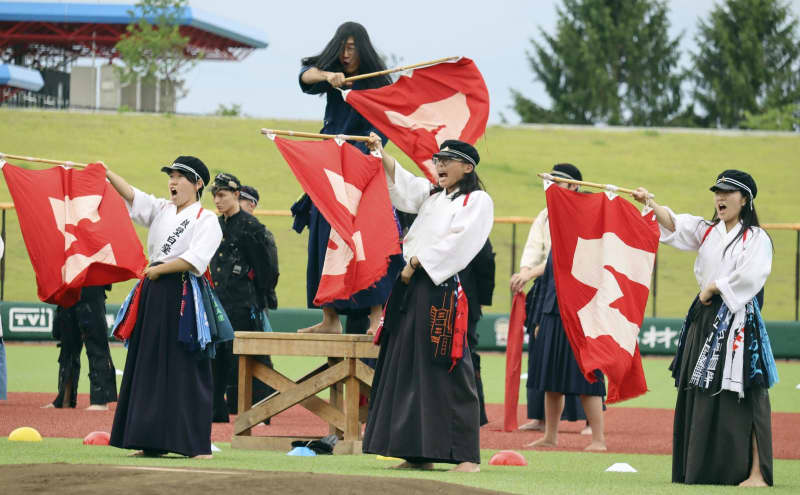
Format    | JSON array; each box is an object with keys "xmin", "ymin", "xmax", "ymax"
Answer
[
  {"xmin": 0, "ymin": 153, "xmax": 88, "ymax": 168},
  {"xmin": 537, "ymin": 173, "xmax": 653, "ymax": 198},
  {"xmin": 342, "ymin": 56, "xmax": 459, "ymax": 83},
  {"xmin": 260, "ymin": 128, "xmax": 371, "ymax": 142}
]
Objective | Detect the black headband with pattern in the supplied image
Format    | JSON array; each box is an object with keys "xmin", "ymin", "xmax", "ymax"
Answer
[{"xmin": 240, "ymin": 190, "xmax": 258, "ymax": 205}]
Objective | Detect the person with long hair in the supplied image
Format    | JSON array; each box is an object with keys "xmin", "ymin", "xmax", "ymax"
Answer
[
  {"xmin": 632, "ymin": 169, "xmax": 776, "ymax": 486},
  {"xmin": 293, "ymin": 21, "xmax": 400, "ymax": 335},
  {"xmin": 106, "ymin": 157, "xmax": 223, "ymax": 458},
  {"xmin": 362, "ymin": 134, "xmax": 493, "ymax": 473}
]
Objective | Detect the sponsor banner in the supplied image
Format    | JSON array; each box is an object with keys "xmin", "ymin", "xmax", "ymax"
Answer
[
  {"xmin": 1, "ymin": 302, "xmax": 119, "ymax": 339},
  {"xmin": 2, "ymin": 302, "xmax": 798, "ymax": 358}
]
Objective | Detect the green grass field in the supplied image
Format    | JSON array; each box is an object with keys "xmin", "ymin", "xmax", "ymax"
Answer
[
  {"xmin": 4, "ymin": 343, "xmax": 800, "ymax": 493},
  {"xmin": 0, "ymin": 109, "xmax": 798, "ymax": 319},
  {"xmin": 6, "ymin": 344, "xmax": 800, "ymax": 412},
  {"xmin": 2, "ymin": 438, "xmax": 800, "ymax": 494}
]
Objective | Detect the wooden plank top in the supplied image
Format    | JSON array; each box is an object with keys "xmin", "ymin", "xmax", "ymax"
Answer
[{"xmin": 233, "ymin": 331, "xmax": 379, "ymax": 358}]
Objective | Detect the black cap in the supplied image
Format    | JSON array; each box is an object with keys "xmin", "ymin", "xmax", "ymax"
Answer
[
  {"xmin": 211, "ymin": 172, "xmax": 241, "ymax": 193},
  {"xmin": 240, "ymin": 185, "xmax": 259, "ymax": 206},
  {"xmin": 161, "ymin": 156, "xmax": 210, "ymax": 186},
  {"xmin": 710, "ymin": 169, "xmax": 757, "ymax": 200},
  {"xmin": 433, "ymin": 139, "xmax": 480, "ymax": 167},
  {"xmin": 551, "ymin": 163, "xmax": 582, "ymax": 182}
]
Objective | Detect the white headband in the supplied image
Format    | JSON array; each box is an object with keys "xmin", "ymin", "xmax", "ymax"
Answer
[
  {"xmin": 550, "ymin": 170, "xmax": 577, "ymax": 181},
  {"xmin": 170, "ymin": 162, "xmax": 204, "ymax": 186},
  {"xmin": 435, "ymin": 148, "xmax": 477, "ymax": 167}
]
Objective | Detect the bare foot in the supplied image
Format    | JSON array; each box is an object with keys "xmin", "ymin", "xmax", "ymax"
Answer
[
  {"xmin": 449, "ymin": 462, "xmax": 480, "ymax": 473},
  {"xmin": 739, "ymin": 477, "xmax": 768, "ymax": 487},
  {"xmin": 390, "ymin": 461, "xmax": 434, "ymax": 470},
  {"xmin": 584, "ymin": 441, "xmax": 607, "ymax": 451},
  {"xmin": 526, "ymin": 437, "xmax": 557, "ymax": 448},
  {"xmin": 41, "ymin": 403, "xmax": 55, "ymax": 409},
  {"xmin": 192, "ymin": 454, "xmax": 213, "ymax": 460},
  {"xmin": 297, "ymin": 321, "xmax": 342, "ymax": 334},
  {"xmin": 519, "ymin": 420, "xmax": 544, "ymax": 431},
  {"xmin": 580, "ymin": 425, "xmax": 593, "ymax": 436},
  {"xmin": 86, "ymin": 404, "xmax": 108, "ymax": 411}
]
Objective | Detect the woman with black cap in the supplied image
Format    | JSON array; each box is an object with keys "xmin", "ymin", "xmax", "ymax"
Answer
[
  {"xmin": 105, "ymin": 156, "xmax": 223, "ymax": 458},
  {"xmin": 362, "ymin": 134, "xmax": 493, "ymax": 473},
  {"xmin": 512, "ymin": 164, "xmax": 596, "ymax": 437},
  {"xmin": 633, "ymin": 170, "xmax": 776, "ymax": 486}
]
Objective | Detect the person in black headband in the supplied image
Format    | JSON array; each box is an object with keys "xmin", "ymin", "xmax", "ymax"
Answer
[
  {"xmin": 239, "ymin": 185, "xmax": 260, "ymax": 215},
  {"xmin": 210, "ymin": 173, "xmax": 279, "ymax": 423},
  {"xmin": 512, "ymin": 163, "xmax": 595, "ymax": 438}
]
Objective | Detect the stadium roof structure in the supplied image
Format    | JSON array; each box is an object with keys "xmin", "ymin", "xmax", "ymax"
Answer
[{"xmin": 0, "ymin": 2, "xmax": 269, "ymax": 66}]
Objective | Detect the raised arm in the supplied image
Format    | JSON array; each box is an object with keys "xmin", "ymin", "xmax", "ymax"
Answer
[
  {"xmin": 632, "ymin": 187, "xmax": 675, "ymax": 232},
  {"xmin": 367, "ymin": 132, "xmax": 395, "ymax": 181},
  {"xmin": 104, "ymin": 165, "xmax": 134, "ymax": 203}
]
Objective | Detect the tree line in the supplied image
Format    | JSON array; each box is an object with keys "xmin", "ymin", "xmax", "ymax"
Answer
[{"xmin": 511, "ymin": 0, "xmax": 800, "ymax": 130}]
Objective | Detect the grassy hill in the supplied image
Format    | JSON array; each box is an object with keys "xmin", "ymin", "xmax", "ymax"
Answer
[{"xmin": 0, "ymin": 109, "xmax": 798, "ymax": 319}]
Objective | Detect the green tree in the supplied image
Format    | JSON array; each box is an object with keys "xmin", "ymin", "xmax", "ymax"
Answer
[
  {"xmin": 513, "ymin": 0, "xmax": 683, "ymax": 126},
  {"xmin": 114, "ymin": 0, "xmax": 200, "ymax": 105},
  {"xmin": 692, "ymin": 0, "xmax": 800, "ymax": 128}
]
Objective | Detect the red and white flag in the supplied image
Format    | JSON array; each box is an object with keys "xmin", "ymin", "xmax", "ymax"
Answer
[
  {"xmin": 272, "ymin": 137, "xmax": 401, "ymax": 305},
  {"xmin": 545, "ymin": 181, "xmax": 659, "ymax": 403},
  {"xmin": 1, "ymin": 161, "xmax": 147, "ymax": 307},
  {"xmin": 343, "ymin": 57, "xmax": 489, "ymax": 183}
]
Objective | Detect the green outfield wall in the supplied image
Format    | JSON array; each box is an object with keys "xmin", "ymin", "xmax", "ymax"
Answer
[{"xmin": 2, "ymin": 302, "xmax": 798, "ymax": 358}]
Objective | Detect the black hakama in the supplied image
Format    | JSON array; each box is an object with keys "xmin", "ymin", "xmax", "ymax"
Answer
[
  {"xmin": 672, "ymin": 296, "xmax": 773, "ymax": 485},
  {"xmin": 362, "ymin": 272, "xmax": 481, "ymax": 464},
  {"xmin": 110, "ymin": 271, "xmax": 213, "ymax": 457},
  {"xmin": 524, "ymin": 286, "xmax": 587, "ymax": 420},
  {"xmin": 530, "ymin": 314, "xmax": 606, "ymax": 396},
  {"xmin": 528, "ymin": 255, "xmax": 605, "ymax": 397}
]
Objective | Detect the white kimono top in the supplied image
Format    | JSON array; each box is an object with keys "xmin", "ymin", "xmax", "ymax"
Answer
[
  {"xmin": 519, "ymin": 208, "xmax": 550, "ymax": 270},
  {"xmin": 387, "ymin": 160, "xmax": 494, "ymax": 286},
  {"xmin": 659, "ymin": 207, "xmax": 772, "ymax": 313},
  {"xmin": 127, "ymin": 187, "xmax": 222, "ymax": 276}
]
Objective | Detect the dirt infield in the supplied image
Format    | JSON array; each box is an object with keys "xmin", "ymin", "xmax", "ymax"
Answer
[
  {"xmin": 2, "ymin": 392, "xmax": 799, "ymax": 459},
  {"xmin": 0, "ymin": 463, "xmax": 506, "ymax": 495}
]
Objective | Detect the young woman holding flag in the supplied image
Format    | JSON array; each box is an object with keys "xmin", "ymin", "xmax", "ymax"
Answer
[
  {"xmin": 293, "ymin": 21, "xmax": 400, "ymax": 336},
  {"xmin": 633, "ymin": 170, "xmax": 776, "ymax": 486},
  {"xmin": 105, "ymin": 157, "xmax": 223, "ymax": 459},
  {"xmin": 363, "ymin": 134, "xmax": 492, "ymax": 473}
]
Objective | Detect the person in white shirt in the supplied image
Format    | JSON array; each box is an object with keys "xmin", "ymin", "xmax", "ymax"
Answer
[
  {"xmin": 633, "ymin": 169, "xmax": 776, "ymax": 487},
  {"xmin": 511, "ymin": 164, "xmax": 591, "ymax": 434},
  {"xmin": 362, "ymin": 135, "xmax": 493, "ymax": 473},
  {"xmin": 105, "ymin": 156, "xmax": 223, "ymax": 459}
]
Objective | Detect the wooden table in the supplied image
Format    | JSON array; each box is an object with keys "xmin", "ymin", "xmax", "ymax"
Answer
[{"xmin": 231, "ymin": 332, "xmax": 379, "ymax": 454}]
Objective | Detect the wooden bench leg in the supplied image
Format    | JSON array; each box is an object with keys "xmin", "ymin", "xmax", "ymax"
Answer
[
  {"xmin": 344, "ymin": 374, "xmax": 361, "ymax": 441},
  {"xmin": 328, "ymin": 357, "xmax": 343, "ymax": 437},
  {"xmin": 238, "ymin": 355, "xmax": 252, "ymax": 436}
]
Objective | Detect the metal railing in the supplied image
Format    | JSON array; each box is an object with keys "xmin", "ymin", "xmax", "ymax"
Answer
[{"xmin": 0, "ymin": 203, "xmax": 798, "ymax": 320}]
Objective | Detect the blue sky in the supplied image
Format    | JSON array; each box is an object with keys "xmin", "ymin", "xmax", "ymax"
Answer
[{"xmin": 109, "ymin": 0, "xmax": 800, "ymax": 123}]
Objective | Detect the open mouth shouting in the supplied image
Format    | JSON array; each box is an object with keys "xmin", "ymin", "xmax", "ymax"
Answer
[{"xmin": 170, "ymin": 186, "xmax": 178, "ymax": 199}]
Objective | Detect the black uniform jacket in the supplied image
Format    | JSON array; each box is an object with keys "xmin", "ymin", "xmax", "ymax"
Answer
[{"xmin": 210, "ymin": 210, "xmax": 279, "ymax": 312}]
